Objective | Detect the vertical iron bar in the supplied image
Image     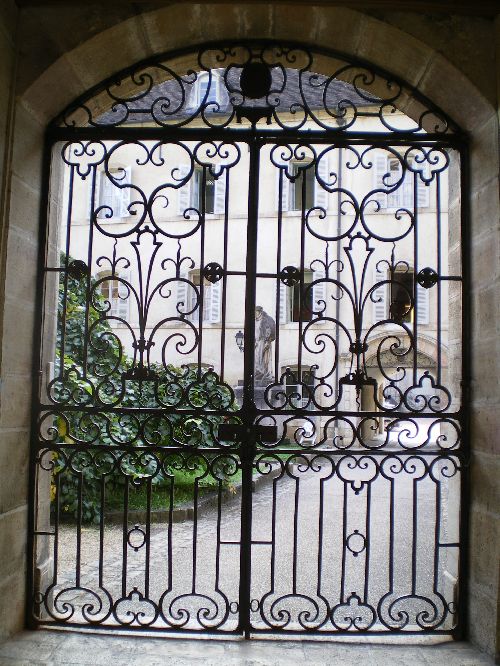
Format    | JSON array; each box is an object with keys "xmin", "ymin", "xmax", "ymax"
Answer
[
  {"xmin": 220, "ymin": 167, "xmax": 230, "ymax": 383},
  {"xmin": 275, "ymin": 161, "xmax": 283, "ymax": 382},
  {"xmin": 238, "ymin": 135, "xmax": 261, "ymax": 639},
  {"xmin": 363, "ymin": 481, "xmax": 372, "ymax": 604},
  {"xmin": 455, "ymin": 142, "xmax": 470, "ymax": 641},
  {"xmin": 145, "ymin": 478, "xmax": 152, "ymax": 599},
  {"xmin": 436, "ymin": 171, "xmax": 443, "ymax": 385},
  {"xmin": 99, "ymin": 476, "xmax": 105, "ymax": 589},
  {"xmin": 121, "ymin": 481, "xmax": 129, "ymax": 597},
  {"xmin": 413, "ymin": 169, "xmax": 418, "ymax": 385},
  {"xmin": 340, "ymin": 483, "xmax": 348, "ymax": 603}
]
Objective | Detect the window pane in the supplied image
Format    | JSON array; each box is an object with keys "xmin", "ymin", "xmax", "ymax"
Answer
[{"xmin": 390, "ymin": 270, "xmax": 414, "ymax": 322}]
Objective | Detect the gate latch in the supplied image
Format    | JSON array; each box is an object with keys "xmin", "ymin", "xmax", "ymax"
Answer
[{"xmin": 218, "ymin": 423, "xmax": 278, "ymax": 442}]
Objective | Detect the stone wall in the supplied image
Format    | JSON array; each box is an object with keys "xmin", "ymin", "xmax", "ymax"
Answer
[
  {"xmin": 0, "ymin": 0, "xmax": 28, "ymax": 641},
  {"xmin": 0, "ymin": 1, "xmax": 497, "ymax": 658}
]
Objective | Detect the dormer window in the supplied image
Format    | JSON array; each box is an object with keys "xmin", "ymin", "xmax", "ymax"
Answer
[{"xmin": 195, "ymin": 72, "xmax": 219, "ymax": 108}]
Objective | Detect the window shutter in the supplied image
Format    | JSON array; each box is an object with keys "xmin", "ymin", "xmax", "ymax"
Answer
[
  {"xmin": 314, "ymin": 156, "xmax": 328, "ymax": 210},
  {"xmin": 312, "ymin": 269, "xmax": 327, "ymax": 323},
  {"xmin": 387, "ymin": 160, "xmax": 401, "ymax": 209},
  {"xmin": 214, "ymin": 171, "xmax": 226, "ymax": 214},
  {"xmin": 402, "ymin": 168, "xmax": 413, "ymax": 209},
  {"xmin": 208, "ymin": 280, "xmax": 221, "ymax": 323},
  {"xmin": 279, "ymin": 281, "xmax": 289, "ymax": 324},
  {"xmin": 416, "ymin": 283, "xmax": 429, "ymax": 325},
  {"xmin": 276, "ymin": 163, "xmax": 289, "ymax": 212},
  {"xmin": 87, "ymin": 171, "xmax": 100, "ymax": 220},
  {"xmin": 118, "ymin": 166, "xmax": 131, "ymax": 217},
  {"xmin": 177, "ymin": 271, "xmax": 190, "ymax": 320},
  {"xmin": 177, "ymin": 165, "xmax": 191, "ymax": 216},
  {"xmin": 99, "ymin": 170, "xmax": 115, "ymax": 213},
  {"xmin": 116, "ymin": 272, "xmax": 130, "ymax": 320},
  {"xmin": 373, "ymin": 266, "xmax": 387, "ymax": 323},
  {"xmin": 373, "ymin": 154, "xmax": 388, "ymax": 210},
  {"xmin": 417, "ymin": 164, "xmax": 430, "ymax": 208}
]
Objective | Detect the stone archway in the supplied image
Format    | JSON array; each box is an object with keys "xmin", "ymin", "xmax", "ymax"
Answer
[{"xmin": 0, "ymin": 2, "xmax": 497, "ymax": 655}]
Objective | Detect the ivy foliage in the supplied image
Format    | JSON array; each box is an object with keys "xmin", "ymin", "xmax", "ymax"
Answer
[{"xmin": 53, "ymin": 254, "xmax": 239, "ymax": 523}]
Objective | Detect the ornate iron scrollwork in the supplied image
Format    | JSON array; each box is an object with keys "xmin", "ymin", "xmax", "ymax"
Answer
[
  {"xmin": 32, "ymin": 39, "xmax": 464, "ymax": 640},
  {"xmin": 417, "ymin": 266, "xmax": 439, "ymax": 288}
]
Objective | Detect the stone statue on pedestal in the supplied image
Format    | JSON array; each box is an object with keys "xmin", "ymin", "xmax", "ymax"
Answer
[{"xmin": 254, "ymin": 306, "xmax": 276, "ymax": 382}]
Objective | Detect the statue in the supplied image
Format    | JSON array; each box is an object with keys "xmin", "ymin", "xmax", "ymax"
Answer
[{"xmin": 254, "ymin": 306, "xmax": 276, "ymax": 382}]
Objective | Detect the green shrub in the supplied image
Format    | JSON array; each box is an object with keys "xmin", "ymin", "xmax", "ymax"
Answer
[{"xmin": 52, "ymin": 254, "xmax": 239, "ymax": 523}]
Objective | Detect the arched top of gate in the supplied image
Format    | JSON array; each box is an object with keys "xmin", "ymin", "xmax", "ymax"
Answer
[{"xmin": 50, "ymin": 41, "xmax": 460, "ymax": 136}]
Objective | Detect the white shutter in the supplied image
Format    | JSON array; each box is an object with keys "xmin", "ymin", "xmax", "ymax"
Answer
[
  {"xmin": 276, "ymin": 163, "xmax": 289, "ymax": 212},
  {"xmin": 87, "ymin": 169, "xmax": 100, "ymax": 220},
  {"xmin": 417, "ymin": 164, "xmax": 430, "ymax": 208},
  {"xmin": 214, "ymin": 171, "xmax": 226, "ymax": 214},
  {"xmin": 119, "ymin": 166, "xmax": 131, "ymax": 217},
  {"xmin": 387, "ymin": 159, "xmax": 401, "ymax": 209},
  {"xmin": 116, "ymin": 272, "xmax": 130, "ymax": 320},
  {"xmin": 373, "ymin": 154, "xmax": 388, "ymax": 210},
  {"xmin": 99, "ymin": 170, "xmax": 115, "ymax": 213},
  {"xmin": 372, "ymin": 266, "xmax": 387, "ymax": 323},
  {"xmin": 416, "ymin": 283, "xmax": 429, "ymax": 325},
  {"xmin": 402, "ymin": 168, "xmax": 413, "ymax": 209},
  {"xmin": 312, "ymin": 269, "xmax": 327, "ymax": 322},
  {"xmin": 177, "ymin": 271, "xmax": 189, "ymax": 320},
  {"xmin": 208, "ymin": 280, "xmax": 221, "ymax": 323},
  {"xmin": 314, "ymin": 155, "xmax": 328, "ymax": 210},
  {"xmin": 279, "ymin": 281, "xmax": 289, "ymax": 324},
  {"xmin": 177, "ymin": 165, "xmax": 191, "ymax": 216}
]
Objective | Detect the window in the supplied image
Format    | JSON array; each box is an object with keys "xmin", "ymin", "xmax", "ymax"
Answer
[
  {"xmin": 290, "ymin": 163, "xmax": 315, "ymax": 211},
  {"xmin": 372, "ymin": 265, "xmax": 429, "ymax": 325},
  {"xmin": 277, "ymin": 157, "xmax": 329, "ymax": 212},
  {"xmin": 90, "ymin": 167, "xmax": 131, "ymax": 220},
  {"xmin": 194, "ymin": 72, "xmax": 219, "ymax": 107},
  {"xmin": 283, "ymin": 366, "xmax": 315, "ymax": 408},
  {"xmin": 177, "ymin": 166, "xmax": 226, "ymax": 216},
  {"xmin": 280, "ymin": 268, "xmax": 326, "ymax": 324},
  {"xmin": 390, "ymin": 270, "xmax": 413, "ymax": 323},
  {"xmin": 177, "ymin": 269, "xmax": 221, "ymax": 324},
  {"xmin": 373, "ymin": 154, "xmax": 429, "ymax": 210},
  {"xmin": 193, "ymin": 167, "xmax": 215, "ymax": 214},
  {"xmin": 97, "ymin": 271, "xmax": 130, "ymax": 322}
]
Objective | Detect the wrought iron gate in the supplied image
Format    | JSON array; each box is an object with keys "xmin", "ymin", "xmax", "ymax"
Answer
[{"xmin": 29, "ymin": 42, "xmax": 468, "ymax": 638}]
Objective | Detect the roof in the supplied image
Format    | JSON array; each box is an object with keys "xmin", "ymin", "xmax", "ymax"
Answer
[{"xmin": 96, "ymin": 67, "xmax": 379, "ymax": 126}]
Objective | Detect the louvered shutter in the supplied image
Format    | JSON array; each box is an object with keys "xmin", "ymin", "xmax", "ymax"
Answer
[
  {"xmin": 402, "ymin": 168, "xmax": 413, "ymax": 209},
  {"xmin": 115, "ymin": 272, "xmax": 130, "ymax": 320},
  {"xmin": 279, "ymin": 281, "xmax": 289, "ymax": 324},
  {"xmin": 214, "ymin": 171, "xmax": 226, "ymax": 214},
  {"xmin": 312, "ymin": 269, "xmax": 327, "ymax": 322},
  {"xmin": 314, "ymin": 156, "xmax": 329, "ymax": 210},
  {"xmin": 208, "ymin": 280, "xmax": 221, "ymax": 323},
  {"xmin": 177, "ymin": 165, "xmax": 191, "ymax": 216},
  {"xmin": 276, "ymin": 162, "xmax": 289, "ymax": 212},
  {"xmin": 372, "ymin": 266, "xmax": 387, "ymax": 322},
  {"xmin": 119, "ymin": 166, "xmax": 131, "ymax": 217},
  {"xmin": 416, "ymin": 283, "xmax": 429, "ymax": 325},
  {"xmin": 373, "ymin": 154, "xmax": 388, "ymax": 210},
  {"xmin": 387, "ymin": 159, "xmax": 401, "ymax": 209},
  {"xmin": 87, "ymin": 170, "xmax": 100, "ymax": 220},
  {"xmin": 417, "ymin": 164, "xmax": 430, "ymax": 208},
  {"xmin": 177, "ymin": 271, "xmax": 190, "ymax": 320},
  {"xmin": 99, "ymin": 170, "xmax": 115, "ymax": 215}
]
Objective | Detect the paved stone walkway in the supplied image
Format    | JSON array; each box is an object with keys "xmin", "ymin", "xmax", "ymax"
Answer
[
  {"xmin": 0, "ymin": 629, "xmax": 494, "ymax": 665},
  {"xmin": 51, "ymin": 459, "xmax": 460, "ymax": 632}
]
